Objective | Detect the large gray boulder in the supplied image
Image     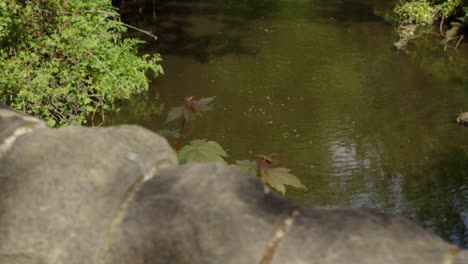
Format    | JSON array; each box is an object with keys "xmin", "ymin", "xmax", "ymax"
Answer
[
  {"xmin": 0, "ymin": 107, "xmax": 466, "ymax": 264},
  {"xmin": 0, "ymin": 108, "xmax": 177, "ymax": 264},
  {"xmin": 106, "ymin": 163, "xmax": 467, "ymax": 264}
]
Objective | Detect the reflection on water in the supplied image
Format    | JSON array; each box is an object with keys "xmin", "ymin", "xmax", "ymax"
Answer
[{"xmin": 110, "ymin": 0, "xmax": 468, "ymax": 247}]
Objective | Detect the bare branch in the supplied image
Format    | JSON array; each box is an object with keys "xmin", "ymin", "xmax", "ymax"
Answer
[{"xmin": 116, "ymin": 21, "xmax": 158, "ymax": 40}]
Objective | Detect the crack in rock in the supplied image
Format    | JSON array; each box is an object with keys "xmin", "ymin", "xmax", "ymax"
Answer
[
  {"xmin": 0, "ymin": 127, "xmax": 34, "ymax": 159},
  {"xmin": 442, "ymin": 245, "xmax": 460, "ymax": 264},
  {"xmin": 97, "ymin": 175, "xmax": 145, "ymax": 264},
  {"xmin": 97, "ymin": 153, "xmax": 177, "ymax": 264},
  {"xmin": 259, "ymin": 208, "xmax": 300, "ymax": 264},
  {"xmin": 0, "ymin": 108, "xmax": 46, "ymax": 159}
]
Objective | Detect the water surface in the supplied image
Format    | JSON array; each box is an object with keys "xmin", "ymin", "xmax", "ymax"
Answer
[{"xmin": 111, "ymin": 0, "xmax": 468, "ymax": 246}]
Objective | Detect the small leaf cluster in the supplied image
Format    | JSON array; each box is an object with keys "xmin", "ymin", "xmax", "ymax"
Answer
[
  {"xmin": 161, "ymin": 96, "xmax": 216, "ymax": 152},
  {"xmin": 394, "ymin": 0, "xmax": 435, "ymax": 25},
  {"xmin": 434, "ymin": 0, "xmax": 460, "ymax": 18},
  {"xmin": 178, "ymin": 139, "xmax": 228, "ymax": 164},
  {"xmin": 394, "ymin": 0, "xmax": 463, "ymax": 26},
  {"xmin": 0, "ymin": 0, "xmax": 162, "ymax": 126},
  {"xmin": 160, "ymin": 96, "xmax": 307, "ymax": 195},
  {"xmin": 460, "ymin": 6, "xmax": 468, "ymax": 22},
  {"xmin": 234, "ymin": 154, "xmax": 307, "ymax": 195},
  {"xmin": 161, "ymin": 97, "xmax": 228, "ymax": 164},
  {"xmin": 165, "ymin": 96, "xmax": 215, "ymax": 123}
]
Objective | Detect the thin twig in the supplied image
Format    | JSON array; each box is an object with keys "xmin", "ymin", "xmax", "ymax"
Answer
[
  {"xmin": 100, "ymin": 101, "xmax": 105, "ymax": 126},
  {"xmin": 91, "ymin": 104, "xmax": 98, "ymax": 127},
  {"xmin": 439, "ymin": 17, "xmax": 445, "ymax": 37},
  {"xmin": 91, "ymin": 98, "xmax": 105, "ymax": 127},
  {"xmin": 89, "ymin": 16, "xmax": 108, "ymax": 35},
  {"xmin": 88, "ymin": 52, "xmax": 119, "ymax": 82},
  {"xmin": 62, "ymin": 10, "xmax": 117, "ymax": 16},
  {"xmin": 175, "ymin": 118, "xmax": 186, "ymax": 152},
  {"xmin": 114, "ymin": 20, "xmax": 158, "ymax": 40},
  {"xmin": 455, "ymin": 35, "xmax": 464, "ymax": 49}
]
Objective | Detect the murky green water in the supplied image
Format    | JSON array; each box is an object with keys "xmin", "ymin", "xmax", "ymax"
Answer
[{"xmin": 110, "ymin": 0, "xmax": 468, "ymax": 246}]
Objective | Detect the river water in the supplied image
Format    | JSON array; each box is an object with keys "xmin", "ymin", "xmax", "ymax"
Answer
[{"xmin": 110, "ymin": 0, "xmax": 468, "ymax": 246}]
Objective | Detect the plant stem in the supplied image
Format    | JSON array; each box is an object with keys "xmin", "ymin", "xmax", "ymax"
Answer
[
  {"xmin": 256, "ymin": 158, "xmax": 262, "ymax": 178},
  {"xmin": 175, "ymin": 118, "xmax": 186, "ymax": 152}
]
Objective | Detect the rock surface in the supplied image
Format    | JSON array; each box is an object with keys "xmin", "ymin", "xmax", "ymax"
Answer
[
  {"xmin": 456, "ymin": 112, "xmax": 468, "ymax": 126},
  {"xmin": 107, "ymin": 163, "xmax": 467, "ymax": 264},
  {"xmin": 0, "ymin": 107, "xmax": 466, "ymax": 264},
  {"xmin": 0, "ymin": 104, "xmax": 46, "ymax": 159},
  {"xmin": 105, "ymin": 163, "xmax": 297, "ymax": 264},
  {"xmin": 0, "ymin": 107, "xmax": 177, "ymax": 264}
]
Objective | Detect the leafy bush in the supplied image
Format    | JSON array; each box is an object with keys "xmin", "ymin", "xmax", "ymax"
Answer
[
  {"xmin": 434, "ymin": 0, "xmax": 460, "ymax": 18},
  {"xmin": 394, "ymin": 0, "xmax": 435, "ymax": 25},
  {"xmin": 394, "ymin": 0, "xmax": 463, "ymax": 25},
  {"xmin": 0, "ymin": 0, "xmax": 162, "ymax": 126},
  {"xmin": 461, "ymin": 6, "xmax": 468, "ymax": 22}
]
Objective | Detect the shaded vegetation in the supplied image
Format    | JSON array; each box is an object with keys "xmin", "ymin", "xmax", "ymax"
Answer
[
  {"xmin": 0, "ymin": 0, "xmax": 162, "ymax": 126},
  {"xmin": 392, "ymin": 0, "xmax": 467, "ymax": 47}
]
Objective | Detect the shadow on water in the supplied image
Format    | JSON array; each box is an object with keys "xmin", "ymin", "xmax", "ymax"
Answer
[
  {"xmin": 121, "ymin": 0, "xmax": 387, "ymax": 63},
  {"xmin": 121, "ymin": 0, "xmax": 283, "ymax": 63},
  {"xmin": 406, "ymin": 148, "xmax": 468, "ymax": 247},
  {"xmin": 282, "ymin": 0, "xmax": 385, "ymax": 24}
]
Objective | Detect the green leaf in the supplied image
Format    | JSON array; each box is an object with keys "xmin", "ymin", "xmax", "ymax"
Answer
[
  {"xmin": 0, "ymin": 1, "xmax": 163, "ymax": 127},
  {"xmin": 178, "ymin": 139, "xmax": 228, "ymax": 164},
  {"xmin": 232, "ymin": 160, "xmax": 257, "ymax": 175},
  {"xmin": 165, "ymin": 106, "xmax": 184, "ymax": 123},
  {"xmin": 157, "ymin": 129, "xmax": 180, "ymax": 138},
  {"xmin": 260, "ymin": 168, "xmax": 307, "ymax": 195}
]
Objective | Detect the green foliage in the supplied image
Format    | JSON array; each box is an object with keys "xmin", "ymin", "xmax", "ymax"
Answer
[
  {"xmin": 161, "ymin": 96, "xmax": 228, "ymax": 163},
  {"xmin": 461, "ymin": 6, "xmax": 468, "ymax": 22},
  {"xmin": 0, "ymin": 0, "xmax": 162, "ymax": 126},
  {"xmin": 393, "ymin": 0, "xmax": 462, "ymax": 26},
  {"xmin": 261, "ymin": 168, "xmax": 307, "ymax": 195},
  {"xmin": 234, "ymin": 154, "xmax": 307, "ymax": 195},
  {"xmin": 434, "ymin": 0, "xmax": 460, "ymax": 18},
  {"xmin": 394, "ymin": 0, "xmax": 435, "ymax": 25},
  {"xmin": 178, "ymin": 139, "xmax": 228, "ymax": 164}
]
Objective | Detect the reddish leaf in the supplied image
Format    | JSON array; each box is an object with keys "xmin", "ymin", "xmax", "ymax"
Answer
[
  {"xmin": 165, "ymin": 106, "xmax": 184, "ymax": 123},
  {"xmin": 192, "ymin": 97, "xmax": 215, "ymax": 112},
  {"xmin": 258, "ymin": 153, "xmax": 279, "ymax": 170},
  {"xmin": 197, "ymin": 96, "xmax": 215, "ymax": 105},
  {"xmin": 192, "ymin": 102, "xmax": 212, "ymax": 112},
  {"xmin": 176, "ymin": 96, "xmax": 215, "ymax": 120},
  {"xmin": 182, "ymin": 106, "xmax": 193, "ymax": 120}
]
